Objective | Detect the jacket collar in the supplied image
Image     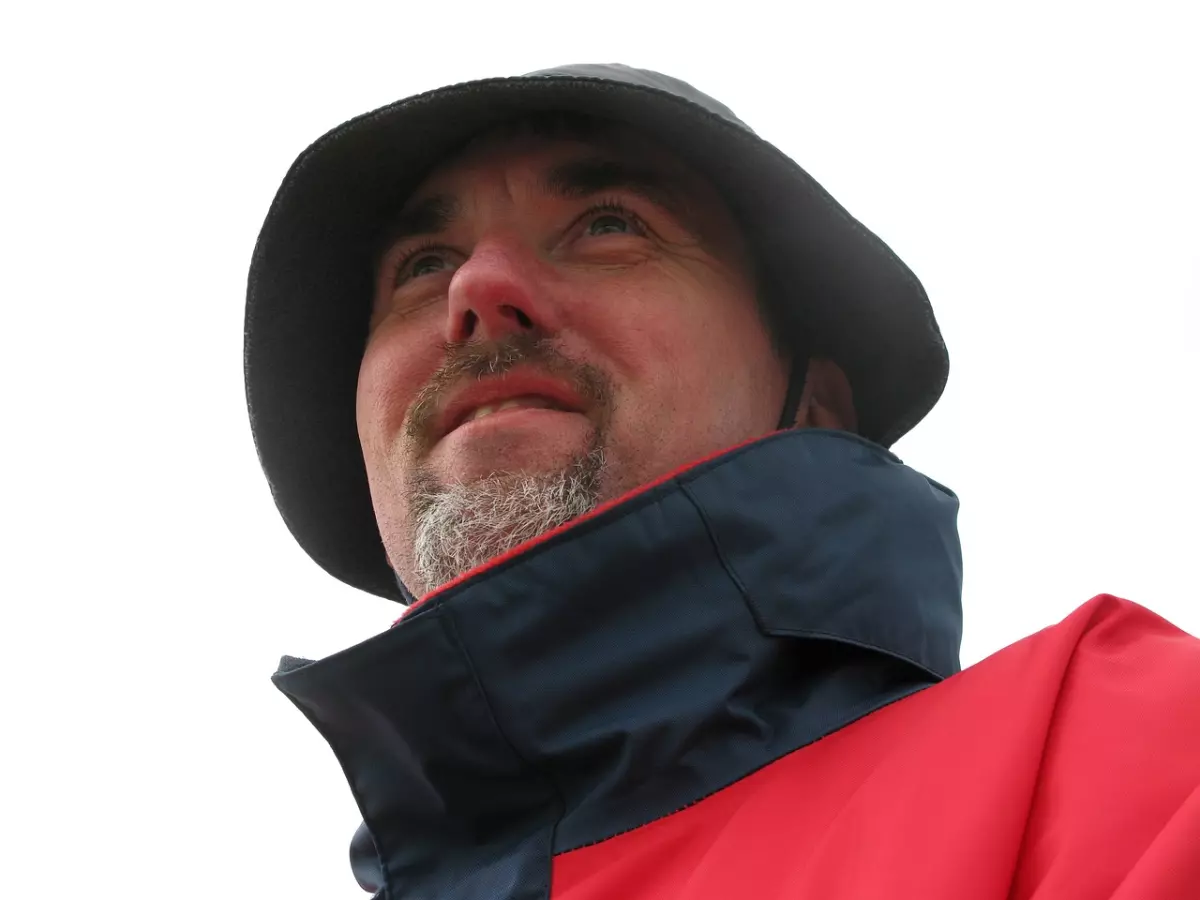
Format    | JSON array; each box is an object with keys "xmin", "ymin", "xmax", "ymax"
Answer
[{"xmin": 274, "ymin": 430, "xmax": 963, "ymax": 899}]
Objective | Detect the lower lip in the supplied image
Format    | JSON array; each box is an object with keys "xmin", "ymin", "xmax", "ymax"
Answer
[{"xmin": 447, "ymin": 406, "xmax": 584, "ymax": 438}]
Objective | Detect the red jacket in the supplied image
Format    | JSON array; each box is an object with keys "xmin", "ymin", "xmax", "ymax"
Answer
[
  {"xmin": 555, "ymin": 594, "xmax": 1200, "ymax": 899},
  {"xmin": 275, "ymin": 432, "xmax": 1200, "ymax": 898}
]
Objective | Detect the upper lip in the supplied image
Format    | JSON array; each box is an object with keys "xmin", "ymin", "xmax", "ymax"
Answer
[{"xmin": 435, "ymin": 370, "xmax": 588, "ymax": 440}]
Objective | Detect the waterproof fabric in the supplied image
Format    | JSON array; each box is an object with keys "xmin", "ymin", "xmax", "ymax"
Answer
[
  {"xmin": 554, "ymin": 592, "xmax": 1200, "ymax": 900},
  {"xmin": 275, "ymin": 430, "xmax": 1200, "ymax": 898},
  {"xmin": 274, "ymin": 430, "xmax": 967, "ymax": 897},
  {"xmin": 244, "ymin": 63, "xmax": 949, "ymax": 603},
  {"xmin": 553, "ymin": 594, "xmax": 1200, "ymax": 900}
]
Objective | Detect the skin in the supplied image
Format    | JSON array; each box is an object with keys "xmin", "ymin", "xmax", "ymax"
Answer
[{"xmin": 357, "ymin": 123, "xmax": 855, "ymax": 591}]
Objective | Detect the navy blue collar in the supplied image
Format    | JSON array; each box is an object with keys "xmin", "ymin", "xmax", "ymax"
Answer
[{"xmin": 274, "ymin": 430, "xmax": 963, "ymax": 899}]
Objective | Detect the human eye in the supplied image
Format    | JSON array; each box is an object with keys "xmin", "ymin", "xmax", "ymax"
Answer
[
  {"xmin": 580, "ymin": 201, "xmax": 647, "ymax": 238},
  {"xmin": 391, "ymin": 243, "xmax": 459, "ymax": 286}
]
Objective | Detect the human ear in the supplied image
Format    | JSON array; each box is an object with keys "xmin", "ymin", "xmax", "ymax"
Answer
[{"xmin": 792, "ymin": 358, "xmax": 858, "ymax": 433}]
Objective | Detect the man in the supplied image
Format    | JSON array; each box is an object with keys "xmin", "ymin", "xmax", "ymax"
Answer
[{"xmin": 246, "ymin": 65, "xmax": 1200, "ymax": 898}]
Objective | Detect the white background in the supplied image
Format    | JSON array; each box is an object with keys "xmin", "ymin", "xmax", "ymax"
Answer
[{"xmin": 3, "ymin": 2, "xmax": 1197, "ymax": 897}]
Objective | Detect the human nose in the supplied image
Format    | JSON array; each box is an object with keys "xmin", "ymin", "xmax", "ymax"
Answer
[{"xmin": 444, "ymin": 238, "xmax": 559, "ymax": 344}]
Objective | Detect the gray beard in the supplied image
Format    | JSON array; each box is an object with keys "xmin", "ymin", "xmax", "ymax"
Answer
[{"xmin": 407, "ymin": 445, "xmax": 607, "ymax": 596}]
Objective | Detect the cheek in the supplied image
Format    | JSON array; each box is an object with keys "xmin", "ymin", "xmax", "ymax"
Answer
[
  {"xmin": 590, "ymin": 273, "xmax": 784, "ymax": 435},
  {"xmin": 355, "ymin": 328, "xmax": 433, "ymax": 462},
  {"xmin": 603, "ymin": 273, "xmax": 765, "ymax": 376}
]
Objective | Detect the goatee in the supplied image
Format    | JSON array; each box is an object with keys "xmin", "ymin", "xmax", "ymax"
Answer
[
  {"xmin": 401, "ymin": 333, "xmax": 614, "ymax": 596},
  {"xmin": 407, "ymin": 442, "xmax": 607, "ymax": 596}
]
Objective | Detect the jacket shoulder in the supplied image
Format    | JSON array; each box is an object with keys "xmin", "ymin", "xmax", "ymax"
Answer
[
  {"xmin": 1010, "ymin": 594, "xmax": 1200, "ymax": 898},
  {"xmin": 1062, "ymin": 592, "xmax": 1197, "ymax": 652}
]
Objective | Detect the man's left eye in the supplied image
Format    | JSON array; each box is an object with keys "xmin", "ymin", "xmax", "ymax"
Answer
[{"xmin": 586, "ymin": 212, "xmax": 635, "ymax": 236}]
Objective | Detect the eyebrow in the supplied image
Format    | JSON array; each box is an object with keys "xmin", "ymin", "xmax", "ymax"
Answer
[
  {"xmin": 378, "ymin": 194, "xmax": 460, "ymax": 256},
  {"xmin": 379, "ymin": 155, "xmax": 697, "ymax": 283},
  {"xmin": 539, "ymin": 157, "xmax": 693, "ymax": 223}
]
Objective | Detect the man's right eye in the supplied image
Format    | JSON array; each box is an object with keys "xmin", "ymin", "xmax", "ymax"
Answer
[
  {"xmin": 409, "ymin": 253, "xmax": 449, "ymax": 278},
  {"xmin": 393, "ymin": 246, "xmax": 457, "ymax": 287},
  {"xmin": 412, "ymin": 255, "xmax": 451, "ymax": 277}
]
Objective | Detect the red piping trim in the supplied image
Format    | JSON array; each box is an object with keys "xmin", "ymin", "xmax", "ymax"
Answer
[{"xmin": 396, "ymin": 429, "xmax": 787, "ymax": 621}]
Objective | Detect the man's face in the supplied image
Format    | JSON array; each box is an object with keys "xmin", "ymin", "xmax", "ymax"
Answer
[{"xmin": 358, "ymin": 122, "xmax": 790, "ymax": 595}]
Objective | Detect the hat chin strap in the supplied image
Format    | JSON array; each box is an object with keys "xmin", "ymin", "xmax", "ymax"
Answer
[
  {"xmin": 394, "ymin": 572, "xmax": 417, "ymax": 605},
  {"xmin": 776, "ymin": 356, "xmax": 808, "ymax": 431}
]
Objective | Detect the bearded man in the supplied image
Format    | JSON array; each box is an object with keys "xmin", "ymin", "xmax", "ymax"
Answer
[{"xmin": 246, "ymin": 65, "xmax": 1200, "ymax": 899}]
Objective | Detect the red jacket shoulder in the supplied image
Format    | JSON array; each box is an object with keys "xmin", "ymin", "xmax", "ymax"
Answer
[{"xmin": 1010, "ymin": 594, "xmax": 1200, "ymax": 899}]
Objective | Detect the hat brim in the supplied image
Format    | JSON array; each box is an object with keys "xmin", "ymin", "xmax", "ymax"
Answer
[{"xmin": 245, "ymin": 69, "xmax": 948, "ymax": 602}]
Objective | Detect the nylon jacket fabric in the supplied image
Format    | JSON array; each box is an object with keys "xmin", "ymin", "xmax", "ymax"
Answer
[
  {"xmin": 553, "ymin": 592, "xmax": 1200, "ymax": 899},
  {"xmin": 273, "ymin": 430, "xmax": 1200, "ymax": 898}
]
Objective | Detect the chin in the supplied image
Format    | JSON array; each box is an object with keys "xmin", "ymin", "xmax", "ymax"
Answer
[{"xmin": 430, "ymin": 424, "xmax": 599, "ymax": 483}]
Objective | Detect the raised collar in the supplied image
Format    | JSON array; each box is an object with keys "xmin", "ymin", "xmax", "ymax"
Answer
[{"xmin": 274, "ymin": 430, "xmax": 963, "ymax": 899}]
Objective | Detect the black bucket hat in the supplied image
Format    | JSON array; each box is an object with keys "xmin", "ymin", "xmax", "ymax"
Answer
[{"xmin": 244, "ymin": 63, "xmax": 948, "ymax": 603}]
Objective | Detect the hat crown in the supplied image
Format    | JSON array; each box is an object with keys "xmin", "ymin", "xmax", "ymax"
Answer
[{"xmin": 526, "ymin": 63, "xmax": 751, "ymax": 132}]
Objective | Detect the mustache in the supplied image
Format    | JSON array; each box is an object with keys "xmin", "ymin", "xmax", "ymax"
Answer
[{"xmin": 404, "ymin": 334, "xmax": 613, "ymax": 451}]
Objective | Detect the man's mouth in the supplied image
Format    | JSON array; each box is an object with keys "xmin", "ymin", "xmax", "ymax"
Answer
[
  {"xmin": 456, "ymin": 395, "xmax": 568, "ymax": 427},
  {"xmin": 434, "ymin": 372, "xmax": 589, "ymax": 442}
]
